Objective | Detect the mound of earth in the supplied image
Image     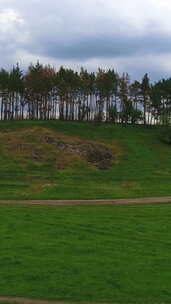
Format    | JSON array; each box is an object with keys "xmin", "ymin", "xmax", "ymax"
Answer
[
  {"xmin": 44, "ymin": 136, "xmax": 113, "ymax": 170},
  {"xmin": 0, "ymin": 127, "xmax": 117, "ymax": 170}
]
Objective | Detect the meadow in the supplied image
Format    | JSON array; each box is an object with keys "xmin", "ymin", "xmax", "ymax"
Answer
[
  {"xmin": 1, "ymin": 203, "xmax": 171, "ymax": 303},
  {"xmin": 0, "ymin": 120, "xmax": 170, "ymax": 199}
]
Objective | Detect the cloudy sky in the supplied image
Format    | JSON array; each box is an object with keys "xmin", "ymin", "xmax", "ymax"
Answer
[{"xmin": 0, "ymin": 0, "xmax": 171, "ymax": 81}]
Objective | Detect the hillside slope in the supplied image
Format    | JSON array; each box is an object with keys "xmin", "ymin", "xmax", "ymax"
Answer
[{"xmin": 0, "ymin": 120, "xmax": 170, "ymax": 199}]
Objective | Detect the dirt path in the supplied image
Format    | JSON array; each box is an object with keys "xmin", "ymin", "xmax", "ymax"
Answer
[
  {"xmin": 0, "ymin": 296, "xmax": 158, "ymax": 304},
  {"xmin": 0, "ymin": 197, "xmax": 171, "ymax": 206},
  {"xmin": 0, "ymin": 297, "xmax": 68, "ymax": 304}
]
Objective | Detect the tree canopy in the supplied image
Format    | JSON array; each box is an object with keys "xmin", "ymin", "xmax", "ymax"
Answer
[{"xmin": 0, "ymin": 62, "xmax": 170, "ymax": 125}]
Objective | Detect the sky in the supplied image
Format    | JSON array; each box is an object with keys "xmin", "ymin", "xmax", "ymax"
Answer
[{"xmin": 0, "ymin": 0, "xmax": 171, "ymax": 81}]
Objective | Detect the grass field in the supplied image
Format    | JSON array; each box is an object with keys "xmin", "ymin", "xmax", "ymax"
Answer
[
  {"xmin": 0, "ymin": 203, "xmax": 171, "ymax": 303},
  {"xmin": 0, "ymin": 120, "xmax": 170, "ymax": 200}
]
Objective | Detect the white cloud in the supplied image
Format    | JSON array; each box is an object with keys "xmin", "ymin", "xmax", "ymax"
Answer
[
  {"xmin": 0, "ymin": 8, "xmax": 23, "ymax": 28},
  {"xmin": 0, "ymin": 8, "xmax": 31, "ymax": 67}
]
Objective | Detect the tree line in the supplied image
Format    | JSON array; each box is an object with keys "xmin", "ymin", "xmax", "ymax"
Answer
[{"xmin": 0, "ymin": 62, "xmax": 170, "ymax": 125}]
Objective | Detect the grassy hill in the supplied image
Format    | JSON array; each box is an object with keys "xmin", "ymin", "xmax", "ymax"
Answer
[
  {"xmin": 1, "ymin": 121, "xmax": 171, "ymax": 304},
  {"xmin": 0, "ymin": 120, "xmax": 170, "ymax": 199}
]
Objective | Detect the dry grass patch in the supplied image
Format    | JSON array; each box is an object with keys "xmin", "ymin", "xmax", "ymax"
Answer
[
  {"xmin": 0, "ymin": 126, "xmax": 121, "ymax": 170},
  {"xmin": 121, "ymin": 181, "xmax": 140, "ymax": 190}
]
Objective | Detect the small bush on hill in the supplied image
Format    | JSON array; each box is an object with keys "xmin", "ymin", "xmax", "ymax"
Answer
[{"xmin": 160, "ymin": 127, "xmax": 171, "ymax": 144}]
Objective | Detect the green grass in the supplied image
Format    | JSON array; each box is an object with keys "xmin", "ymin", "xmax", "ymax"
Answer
[
  {"xmin": 0, "ymin": 120, "xmax": 170, "ymax": 199},
  {"xmin": 1, "ymin": 203, "xmax": 171, "ymax": 303}
]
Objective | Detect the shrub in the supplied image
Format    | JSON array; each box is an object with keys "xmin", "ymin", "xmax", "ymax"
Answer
[{"xmin": 160, "ymin": 127, "xmax": 171, "ymax": 144}]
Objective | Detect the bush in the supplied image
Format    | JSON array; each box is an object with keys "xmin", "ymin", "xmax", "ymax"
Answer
[{"xmin": 160, "ymin": 127, "xmax": 171, "ymax": 144}]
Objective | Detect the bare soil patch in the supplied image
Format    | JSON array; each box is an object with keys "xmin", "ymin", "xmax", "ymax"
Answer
[
  {"xmin": 44, "ymin": 135, "xmax": 113, "ymax": 169},
  {"xmin": 0, "ymin": 197, "xmax": 171, "ymax": 206},
  {"xmin": 0, "ymin": 296, "xmax": 157, "ymax": 304}
]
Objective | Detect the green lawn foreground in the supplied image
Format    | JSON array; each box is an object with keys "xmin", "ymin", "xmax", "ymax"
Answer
[{"xmin": 1, "ymin": 203, "xmax": 171, "ymax": 303}]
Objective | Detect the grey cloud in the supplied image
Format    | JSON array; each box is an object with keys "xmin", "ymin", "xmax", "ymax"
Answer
[
  {"xmin": 30, "ymin": 32, "xmax": 171, "ymax": 61},
  {"xmin": 1, "ymin": 0, "xmax": 171, "ymax": 80}
]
